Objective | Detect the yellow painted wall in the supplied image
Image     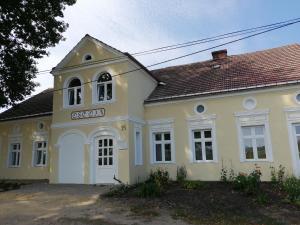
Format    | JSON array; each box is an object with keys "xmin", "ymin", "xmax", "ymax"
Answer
[
  {"xmin": 0, "ymin": 117, "xmax": 52, "ymax": 180},
  {"xmin": 144, "ymin": 86, "xmax": 300, "ymax": 181}
]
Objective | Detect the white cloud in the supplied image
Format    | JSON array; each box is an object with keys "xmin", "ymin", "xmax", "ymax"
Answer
[{"xmin": 34, "ymin": 0, "xmax": 239, "ymax": 93}]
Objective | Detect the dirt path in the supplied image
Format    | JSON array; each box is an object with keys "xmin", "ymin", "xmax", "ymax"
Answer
[{"xmin": 0, "ymin": 183, "xmax": 187, "ymax": 225}]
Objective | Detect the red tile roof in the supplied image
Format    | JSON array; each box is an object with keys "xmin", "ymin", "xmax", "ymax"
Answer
[{"xmin": 146, "ymin": 44, "xmax": 300, "ymax": 103}]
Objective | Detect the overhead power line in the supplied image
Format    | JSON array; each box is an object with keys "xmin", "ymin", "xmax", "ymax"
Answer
[
  {"xmin": 37, "ymin": 18, "xmax": 300, "ymax": 97},
  {"xmin": 36, "ymin": 17, "xmax": 300, "ymax": 75}
]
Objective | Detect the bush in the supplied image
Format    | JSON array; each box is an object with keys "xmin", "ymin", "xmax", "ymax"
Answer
[
  {"xmin": 182, "ymin": 180, "xmax": 204, "ymax": 190},
  {"xmin": 177, "ymin": 166, "xmax": 187, "ymax": 182},
  {"xmin": 149, "ymin": 168, "xmax": 170, "ymax": 188},
  {"xmin": 270, "ymin": 165, "xmax": 285, "ymax": 185},
  {"xmin": 282, "ymin": 176, "xmax": 300, "ymax": 202},
  {"xmin": 233, "ymin": 169, "xmax": 262, "ymax": 195},
  {"xmin": 137, "ymin": 182, "xmax": 162, "ymax": 197},
  {"xmin": 103, "ymin": 184, "xmax": 132, "ymax": 197},
  {"xmin": 137, "ymin": 168, "xmax": 170, "ymax": 198},
  {"xmin": 220, "ymin": 166, "xmax": 228, "ymax": 182}
]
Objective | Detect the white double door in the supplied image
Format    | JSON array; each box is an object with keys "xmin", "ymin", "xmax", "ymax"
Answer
[{"xmin": 94, "ymin": 136, "xmax": 117, "ymax": 184}]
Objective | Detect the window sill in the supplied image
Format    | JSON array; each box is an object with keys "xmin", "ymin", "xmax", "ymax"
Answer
[
  {"xmin": 33, "ymin": 165, "xmax": 47, "ymax": 167},
  {"xmin": 92, "ymin": 99, "xmax": 116, "ymax": 105},
  {"xmin": 63, "ymin": 104, "xmax": 84, "ymax": 109},
  {"xmin": 151, "ymin": 161, "xmax": 176, "ymax": 164},
  {"xmin": 191, "ymin": 160, "xmax": 218, "ymax": 164},
  {"xmin": 241, "ymin": 159, "xmax": 272, "ymax": 163},
  {"xmin": 8, "ymin": 165, "xmax": 20, "ymax": 168}
]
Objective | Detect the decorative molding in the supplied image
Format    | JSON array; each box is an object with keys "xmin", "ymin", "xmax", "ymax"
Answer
[
  {"xmin": 235, "ymin": 109, "xmax": 273, "ymax": 162},
  {"xmin": 51, "ymin": 115, "xmax": 145, "ymax": 129},
  {"xmin": 243, "ymin": 96, "xmax": 257, "ymax": 110},
  {"xmin": 147, "ymin": 118, "xmax": 174, "ymax": 125}
]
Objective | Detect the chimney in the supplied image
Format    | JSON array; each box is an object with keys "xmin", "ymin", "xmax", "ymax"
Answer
[{"xmin": 212, "ymin": 49, "xmax": 227, "ymax": 60}]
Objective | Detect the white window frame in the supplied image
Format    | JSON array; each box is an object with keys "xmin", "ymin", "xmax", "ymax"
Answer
[
  {"xmin": 148, "ymin": 118, "xmax": 175, "ymax": 164},
  {"xmin": 63, "ymin": 75, "xmax": 84, "ymax": 108},
  {"xmin": 32, "ymin": 141, "xmax": 48, "ymax": 167},
  {"xmin": 284, "ymin": 106, "xmax": 300, "ymax": 177},
  {"xmin": 187, "ymin": 114, "xmax": 218, "ymax": 163},
  {"xmin": 92, "ymin": 71, "xmax": 116, "ymax": 105},
  {"xmin": 235, "ymin": 109, "xmax": 273, "ymax": 162},
  {"xmin": 134, "ymin": 124, "xmax": 143, "ymax": 166},
  {"xmin": 32, "ymin": 131, "xmax": 48, "ymax": 167},
  {"xmin": 7, "ymin": 135, "xmax": 22, "ymax": 168}
]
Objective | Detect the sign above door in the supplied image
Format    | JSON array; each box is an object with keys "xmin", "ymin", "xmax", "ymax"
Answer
[{"xmin": 71, "ymin": 108, "xmax": 105, "ymax": 120}]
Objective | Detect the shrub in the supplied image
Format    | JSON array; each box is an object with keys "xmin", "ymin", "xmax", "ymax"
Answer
[
  {"xmin": 103, "ymin": 184, "xmax": 132, "ymax": 197},
  {"xmin": 233, "ymin": 169, "xmax": 262, "ymax": 195},
  {"xmin": 137, "ymin": 168, "xmax": 170, "ymax": 198},
  {"xmin": 149, "ymin": 168, "xmax": 170, "ymax": 188},
  {"xmin": 220, "ymin": 166, "xmax": 228, "ymax": 182},
  {"xmin": 182, "ymin": 180, "xmax": 204, "ymax": 190},
  {"xmin": 270, "ymin": 165, "xmax": 285, "ymax": 185},
  {"xmin": 282, "ymin": 176, "xmax": 300, "ymax": 202},
  {"xmin": 176, "ymin": 166, "xmax": 187, "ymax": 182},
  {"xmin": 137, "ymin": 182, "xmax": 162, "ymax": 198}
]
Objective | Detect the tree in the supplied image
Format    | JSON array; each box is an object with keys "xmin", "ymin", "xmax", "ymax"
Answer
[{"xmin": 0, "ymin": 0, "xmax": 76, "ymax": 107}]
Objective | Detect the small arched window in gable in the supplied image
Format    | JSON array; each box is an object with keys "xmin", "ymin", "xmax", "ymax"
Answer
[
  {"xmin": 83, "ymin": 54, "xmax": 93, "ymax": 62},
  {"xmin": 97, "ymin": 72, "xmax": 113, "ymax": 102},
  {"xmin": 67, "ymin": 78, "xmax": 82, "ymax": 105}
]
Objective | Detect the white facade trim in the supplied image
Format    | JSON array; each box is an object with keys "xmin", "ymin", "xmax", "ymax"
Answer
[
  {"xmin": 82, "ymin": 53, "xmax": 94, "ymax": 63},
  {"xmin": 56, "ymin": 129, "xmax": 88, "ymax": 148},
  {"xmin": 51, "ymin": 115, "xmax": 145, "ymax": 129},
  {"xmin": 187, "ymin": 114, "xmax": 218, "ymax": 163},
  {"xmin": 88, "ymin": 126, "xmax": 122, "ymax": 184},
  {"xmin": 7, "ymin": 135, "xmax": 22, "ymax": 168},
  {"xmin": 193, "ymin": 102, "xmax": 207, "ymax": 115},
  {"xmin": 148, "ymin": 118, "xmax": 175, "ymax": 164},
  {"xmin": 284, "ymin": 107, "xmax": 300, "ymax": 177},
  {"xmin": 134, "ymin": 124, "xmax": 143, "ymax": 166},
  {"xmin": 63, "ymin": 74, "xmax": 85, "ymax": 109},
  {"xmin": 243, "ymin": 96, "xmax": 257, "ymax": 110},
  {"xmin": 91, "ymin": 69, "xmax": 116, "ymax": 105},
  {"xmin": 235, "ymin": 109, "xmax": 273, "ymax": 162},
  {"xmin": 145, "ymin": 85, "xmax": 300, "ymax": 107}
]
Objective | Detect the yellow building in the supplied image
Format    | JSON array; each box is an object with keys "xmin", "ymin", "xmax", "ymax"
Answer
[{"xmin": 1, "ymin": 35, "xmax": 300, "ymax": 184}]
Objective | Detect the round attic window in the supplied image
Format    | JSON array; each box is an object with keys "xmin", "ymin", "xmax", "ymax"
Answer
[
  {"xmin": 243, "ymin": 97, "xmax": 257, "ymax": 110},
  {"xmin": 37, "ymin": 122, "xmax": 45, "ymax": 131},
  {"xmin": 194, "ymin": 103, "xmax": 206, "ymax": 114},
  {"xmin": 82, "ymin": 53, "xmax": 93, "ymax": 62},
  {"xmin": 295, "ymin": 92, "xmax": 300, "ymax": 104}
]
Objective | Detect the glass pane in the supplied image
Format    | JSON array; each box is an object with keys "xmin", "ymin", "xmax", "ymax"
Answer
[
  {"xmin": 109, "ymin": 157, "xmax": 113, "ymax": 165},
  {"xmin": 256, "ymin": 138, "xmax": 266, "ymax": 159},
  {"xmin": 104, "ymin": 148, "xmax": 107, "ymax": 156},
  {"xmin": 164, "ymin": 133, "xmax": 171, "ymax": 141},
  {"xmin": 11, "ymin": 152, "xmax": 16, "ymax": 165},
  {"xmin": 196, "ymin": 105, "xmax": 205, "ymax": 113},
  {"xmin": 38, "ymin": 142, "xmax": 43, "ymax": 148},
  {"xmin": 205, "ymin": 142, "xmax": 213, "ymax": 160},
  {"xmin": 98, "ymin": 149, "xmax": 102, "ymax": 156},
  {"xmin": 204, "ymin": 130, "xmax": 212, "ymax": 138},
  {"xmin": 155, "ymin": 133, "xmax": 162, "ymax": 141},
  {"xmin": 244, "ymin": 139, "xmax": 254, "ymax": 159},
  {"xmin": 165, "ymin": 143, "xmax": 171, "ymax": 161},
  {"xmin": 107, "ymin": 83, "xmax": 112, "ymax": 100},
  {"xmin": 255, "ymin": 126, "xmax": 264, "ymax": 135},
  {"xmin": 76, "ymin": 88, "xmax": 82, "ymax": 104},
  {"xmin": 297, "ymin": 136, "xmax": 300, "ymax": 158},
  {"xmin": 109, "ymin": 139, "xmax": 113, "ymax": 146},
  {"xmin": 16, "ymin": 152, "xmax": 20, "ymax": 166},
  {"xmin": 98, "ymin": 158, "xmax": 102, "ymax": 166},
  {"xmin": 97, "ymin": 84, "xmax": 105, "ymax": 101},
  {"xmin": 242, "ymin": 127, "xmax": 251, "ymax": 136},
  {"xmin": 109, "ymin": 148, "xmax": 113, "ymax": 156},
  {"xmin": 42, "ymin": 151, "xmax": 47, "ymax": 165},
  {"xmin": 68, "ymin": 89, "xmax": 75, "ymax": 105},
  {"xmin": 155, "ymin": 144, "xmax": 162, "ymax": 161},
  {"xmin": 43, "ymin": 142, "xmax": 47, "ymax": 148},
  {"xmin": 104, "ymin": 158, "xmax": 107, "ymax": 165},
  {"xmin": 36, "ymin": 150, "xmax": 42, "ymax": 165},
  {"xmin": 195, "ymin": 142, "xmax": 202, "ymax": 160},
  {"xmin": 295, "ymin": 125, "xmax": 300, "ymax": 135},
  {"xmin": 193, "ymin": 131, "xmax": 201, "ymax": 139},
  {"xmin": 104, "ymin": 139, "xmax": 107, "ymax": 147},
  {"xmin": 99, "ymin": 140, "xmax": 102, "ymax": 147}
]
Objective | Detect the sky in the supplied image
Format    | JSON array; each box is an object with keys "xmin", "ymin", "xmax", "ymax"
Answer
[{"xmin": 33, "ymin": 0, "xmax": 300, "ymax": 94}]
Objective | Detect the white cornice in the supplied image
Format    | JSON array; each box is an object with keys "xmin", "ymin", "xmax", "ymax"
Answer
[
  {"xmin": 234, "ymin": 109, "xmax": 270, "ymax": 117},
  {"xmin": 51, "ymin": 115, "xmax": 145, "ymax": 129},
  {"xmin": 147, "ymin": 118, "xmax": 174, "ymax": 125}
]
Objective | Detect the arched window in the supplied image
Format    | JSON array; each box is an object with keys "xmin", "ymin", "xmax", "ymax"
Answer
[
  {"xmin": 96, "ymin": 72, "xmax": 113, "ymax": 102},
  {"xmin": 67, "ymin": 78, "xmax": 82, "ymax": 105}
]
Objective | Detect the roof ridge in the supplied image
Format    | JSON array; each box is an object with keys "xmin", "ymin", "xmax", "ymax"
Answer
[{"xmin": 150, "ymin": 43, "xmax": 300, "ymax": 72}]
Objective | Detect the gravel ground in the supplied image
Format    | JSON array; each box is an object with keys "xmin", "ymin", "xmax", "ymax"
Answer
[{"xmin": 0, "ymin": 183, "xmax": 187, "ymax": 225}]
